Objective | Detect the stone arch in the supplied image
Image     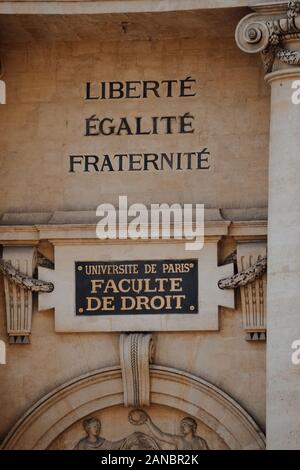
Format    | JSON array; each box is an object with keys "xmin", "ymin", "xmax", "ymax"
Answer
[{"xmin": 1, "ymin": 365, "xmax": 265, "ymax": 450}]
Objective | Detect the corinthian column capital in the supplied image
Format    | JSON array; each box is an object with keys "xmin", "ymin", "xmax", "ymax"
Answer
[{"xmin": 236, "ymin": 1, "xmax": 300, "ymax": 73}]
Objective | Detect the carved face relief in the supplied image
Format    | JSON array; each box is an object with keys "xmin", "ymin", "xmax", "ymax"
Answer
[
  {"xmin": 180, "ymin": 419, "xmax": 196, "ymax": 437},
  {"xmin": 83, "ymin": 417, "xmax": 101, "ymax": 438}
]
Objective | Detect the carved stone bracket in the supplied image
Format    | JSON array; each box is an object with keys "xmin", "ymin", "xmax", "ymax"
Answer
[
  {"xmin": 236, "ymin": 1, "xmax": 300, "ymax": 73},
  {"xmin": 0, "ymin": 249, "xmax": 54, "ymax": 343},
  {"xmin": 119, "ymin": 333, "xmax": 155, "ymax": 407},
  {"xmin": 219, "ymin": 243, "xmax": 267, "ymax": 341},
  {"xmin": 237, "ymin": 242, "xmax": 267, "ymax": 341},
  {"xmin": 2, "ymin": 247, "xmax": 37, "ymax": 344}
]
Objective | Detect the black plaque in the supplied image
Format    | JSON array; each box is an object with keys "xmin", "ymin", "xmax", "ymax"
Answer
[{"xmin": 75, "ymin": 259, "xmax": 198, "ymax": 316}]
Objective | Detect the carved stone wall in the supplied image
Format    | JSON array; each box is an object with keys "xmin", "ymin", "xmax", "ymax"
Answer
[{"xmin": 0, "ymin": 8, "xmax": 268, "ymax": 448}]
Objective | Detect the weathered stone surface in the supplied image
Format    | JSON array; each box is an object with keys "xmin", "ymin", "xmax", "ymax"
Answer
[{"xmin": 0, "ymin": 1, "xmax": 269, "ymax": 450}]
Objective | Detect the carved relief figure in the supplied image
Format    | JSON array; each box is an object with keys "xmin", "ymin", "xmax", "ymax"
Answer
[
  {"xmin": 74, "ymin": 410, "xmax": 209, "ymax": 450},
  {"xmin": 129, "ymin": 409, "xmax": 209, "ymax": 450},
  {"xmin": 74, "ymin": 417, "xmax": 125, "ymax": 450},
  {"xmin": 74, "ymin": 416, "xmax": 160, "ymax": 450}
]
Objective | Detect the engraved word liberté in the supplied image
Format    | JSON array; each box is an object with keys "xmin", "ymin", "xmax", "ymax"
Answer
[{"xmin": 69, "ymin": 77, "xmax": 211, "ymax": 173}]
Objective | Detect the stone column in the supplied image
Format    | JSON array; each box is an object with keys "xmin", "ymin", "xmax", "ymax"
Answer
[{"xmin": 236, "ymin": 1, "xmax": 300, "ymax": 449}]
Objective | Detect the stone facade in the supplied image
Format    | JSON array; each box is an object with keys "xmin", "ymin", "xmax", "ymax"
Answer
[{"xmin": 0, "ymin": 0, "xmax": 297, "ymax": 451}]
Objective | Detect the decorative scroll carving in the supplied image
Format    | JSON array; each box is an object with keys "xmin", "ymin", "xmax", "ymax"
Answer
[
  {"xmin": 2, "ymin": 247, "xmax": 37, "ymax": 344},
  {"xmin": 236, "ymin": 1, "xmax": 300, "ymax": 73},
  {"xmin": 0, "ymin": 258, "xmax": 54, "ymax": 293},
  {"xmin": 129, "ymin": 409, "xmax": 209, "ymax": 450},
  {"xmin": 218, "ymin": 255, "xmax": 267, "ymax": 289},
  {"xmin": 120, "ymin": 333, "xmax": 154, "ymax": 407}
]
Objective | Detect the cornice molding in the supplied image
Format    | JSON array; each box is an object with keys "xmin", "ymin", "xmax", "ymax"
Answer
[
  {"xmin": 0, "ymin": 209, "xmax": 267, "ymax": 243},
  {"xmin": 0, "ymin": 1, "xmax": 252, "ymax": 16}
]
